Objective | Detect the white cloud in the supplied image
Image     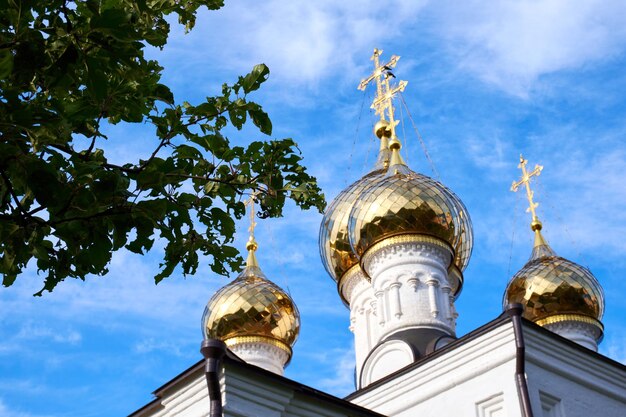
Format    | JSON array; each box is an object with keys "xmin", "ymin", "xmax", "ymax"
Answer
[
  {"xmin": 434, "ymin": 0, "xmax": 626, "ymax": 95},
  {"xmin": 15, "ymin": 323, "xmax": 82, "ymax": 345},
  {"xmin": 159, "ymin": 0, "xmax": 428, "ymax": 95},
  {"xmin": 134, "ymin": 337, "xmax": 184, "ymax": 356},
  {"xmin": 602, "ymin": 333, "xmax": 626, "ymax": 364},
  {"xmin": 0, "ymin": 323, "xmax": 81, "ymax": 356},
  {"xmin": 464, "ymin": 132, "xmax": 512, "ymax": 174},
  {"xmin": 316, "ymin": 344, "xmax": 356, "ymax": 396}
]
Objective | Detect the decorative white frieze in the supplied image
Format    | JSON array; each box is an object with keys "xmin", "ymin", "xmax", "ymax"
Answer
[
  {"xmin": 543, "ymin": 320, "xmax": 602, "ymax": 352},
  {"xmin": 362, "ymin": 238, "xmax": 457, "ymax": 343},
  {"xmin": 363, "ymin": 241, "xmax": 450, "ymax": 280},
  {"xmin": 229, "ymin": 342, "xmax": 290, "ymax": 376}
]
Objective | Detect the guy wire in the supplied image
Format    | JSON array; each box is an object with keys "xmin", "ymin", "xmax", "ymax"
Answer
[
  {"xmin": 399, "ymin": 92, "xmax": 440, "ymax": 180},
  {"xmin": 398, "ymin": 95, "xmax": 409, "ymax": 165},
  {"xmin": 536, "ymin": 178, "xmax": 586, "ymax": 266},
  {"xmin": 507, "ymin": 189, "xmax": 522, "ymax": 278},
  {"xmin": 347, "ymin": 90, "xmax": 368, "ymax": 186}
]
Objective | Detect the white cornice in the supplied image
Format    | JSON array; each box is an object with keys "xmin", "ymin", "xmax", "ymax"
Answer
[
  {"xmin": 350, "ymin": 321, "xmax": 517, "ymax": 413},
  {"xmin": 524, "ymin": 325, "xmax": 626, "ymax": 403}
]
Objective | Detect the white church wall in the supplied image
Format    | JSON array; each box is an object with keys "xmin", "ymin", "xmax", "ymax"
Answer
[
  {"xmin": 524, "ymin": 327, "xmax": 626, "ymax": 417},
  {"xmin": 350, "ymin": 321, "xmax": 524, "ymax": 417},
  {"xmin": 133, "ymin": 359, "xmax": 382, "ymax": 417}
]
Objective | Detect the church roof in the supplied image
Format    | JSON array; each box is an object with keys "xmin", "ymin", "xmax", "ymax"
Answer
[
  {"xmin": 130, "ymin": 311, "xmax": 626, "ymax": 417},
  {"xmin": 129, "ymin": 347, "xmax": 385, "ymax": 417}
]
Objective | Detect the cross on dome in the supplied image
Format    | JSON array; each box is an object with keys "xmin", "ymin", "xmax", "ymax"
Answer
[
  {"xmin": 357, "ymin": 48, "xmax": 407, "ymax": 139},
  {"xmin": 243, "ymin": 191, "xmax": 261, "ymax": 266},
  {"xmin": 244, "ymin": 192, "xmax": 259, "ymax": 239},
  {"xmin": 511, "ymin": 154, "xmax": 544, "ymax": 231}
]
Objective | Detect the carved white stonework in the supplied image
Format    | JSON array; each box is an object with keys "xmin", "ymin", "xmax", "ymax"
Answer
[
  {"xmin": 339, "ymin": 266, "xmax": 367, "ymax": 303},
  {"xmin": 363, "ymin": 241, "xmax": 450, "ymax": 280},
  {"xmin": 360, "ymin": 339, "xmax": 414, "ymax": 388},
  {"xmin": 349, "ymin": 277, "xmax": 377, "ymax": 380},
  {"xmin": 543, "ymin": 320, "xmax": 602, "ymax": 352},
  {"xmin": 228, "ymin": 342, "xmax": 290, "ymax": 375},
  {"xmin": 362, "ymin": 240, "xmax": 457, "ymax": 344},
  {"xmin": 441, "ymin": 286, "xmax": 453, "ymax": 324}
]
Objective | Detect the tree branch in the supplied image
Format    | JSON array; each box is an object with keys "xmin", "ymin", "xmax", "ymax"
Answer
[
  {"xmin": 164, "ymin": 173, "xmax": 259, "ymax": 187},
  {"xmin": 0, "ymin": 168, "xmax": 27, "ymax": 216}
]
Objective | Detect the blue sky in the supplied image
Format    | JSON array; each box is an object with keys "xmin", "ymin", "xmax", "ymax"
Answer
[{"xmin": 2, "ymin": 1, "xmax": 626, "ymax": 415}]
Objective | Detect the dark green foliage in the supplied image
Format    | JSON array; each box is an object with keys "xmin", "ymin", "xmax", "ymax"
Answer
[{"xmin": 0, "ymin": 0, "xmax": 325, "ymax": 294}]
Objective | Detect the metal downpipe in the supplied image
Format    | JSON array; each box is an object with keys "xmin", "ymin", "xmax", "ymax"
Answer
[
  {"xmin": 506, "ymin": 303, "xmax": 534, "ymax": 417},
  {"xmin": 201, "ymin": 339, "xmax": 226, "ymax": 417}
]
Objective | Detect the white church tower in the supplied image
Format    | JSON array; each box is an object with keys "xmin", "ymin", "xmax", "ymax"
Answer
[{"xmin": 319, "ymin": 49, "xmax": 473, "ymax": 388}]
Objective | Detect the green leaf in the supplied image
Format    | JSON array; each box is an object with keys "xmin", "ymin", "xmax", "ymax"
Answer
[
  {"xmin": 248, "ymin": 107, "xmax": 272, "ymax": 135},
  {"xmin": 0, "ymin": 1, "xmax": 325, "ymax": 294},
  {"xmin": 241, "ymin": 64, "xmax": 270, "ymax": 93},
  {"xmin": 0, "ymin": 48, "xmax": 13, "ymax": 79}
]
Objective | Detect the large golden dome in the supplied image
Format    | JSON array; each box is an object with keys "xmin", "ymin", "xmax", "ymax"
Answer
[
  {"xmin": 319, "ymin": 163, "xmax": 386, "ymax": 283},
  {"xmin": 348, "ymin": 152, "xmax": 473, "ymax": 277},
  {"xmin": 202, "ymin": 244, "xmax": 300, "ymax": 358},
  {"xmin": 504, "ymin": 230, "xmax": 604, "ymax": 329},
  {"xmin": 319, "ymin": 126, "xmax": 390, "ymax": 295}
]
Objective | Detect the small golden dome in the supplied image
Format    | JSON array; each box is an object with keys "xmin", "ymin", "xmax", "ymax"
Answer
[
  {"xmin": 504, "ymin": 231, "xmax": 604, "ymax": 328},
  {"xmin": 348, "ymin": 165, "xmax": 473, "ymax": 275},
  {"xmin": 202, "ymin": 264, "xmax": 300, "ymax": 358}
]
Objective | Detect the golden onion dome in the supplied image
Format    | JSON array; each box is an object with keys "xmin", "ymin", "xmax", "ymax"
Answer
[
  {"xmin": 202, "ymin": 238, "xmax": 300, "ymax": 359},
  {"xmin": 348, "ymin": 140, "xmax": 473, "ymax": 280},
  {"xmin": 319, "ymin": 124, "xmax": 390, "ymax": 285},
  {"xmin": 506, "ymin": 155, "xmax": 604, "ymax": 339},
  {"xmin": 504, "ymin": 227, "xmax": 604, "ymax": 330}
]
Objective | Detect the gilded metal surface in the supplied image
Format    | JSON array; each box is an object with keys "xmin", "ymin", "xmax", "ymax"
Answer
[
  {"xmin": 202, "ymin": 268, "xmax": 300, "ymax": 351},
  {"xmin": 504, "ymin": 255, "xmax": 604, "ymax": 323},
  {"xmin": 530, "ymin": 232, "xmax": 556, "ymax": 260},
  {"xmin": 535, "ymin": 313, "xmax": 604, "ymax": 331},
  {"xmin": 225, "ymin": 335, "xmax": 292, "ymax": 357},
  {"xmin": 348, "ymin": 170, "xmax": 473, "ymax": 272},
  {"xmin": 358, "ymin": 48, "xmax": 400, "ymax": 92},
  {"xmin": 357, "ymin": 48, "xmax": 406, "ymax": 140},
  {"xmin": 319, "ymin": 169, "xmax": 386, "ymax": 283},
  {"xmin": 507, "ymin": 154, "xmax": 604, "ymax": 328},
  {"xmin": 511, "ymin": 154, "xmax": 544, "ymax": 230}
]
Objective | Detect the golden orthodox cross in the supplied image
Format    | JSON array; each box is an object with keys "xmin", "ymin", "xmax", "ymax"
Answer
[
  {"xmin": 357, "ymin": 49, "xmax": 404, "ymax": 120},
  {"xmin": 511, "ymin": 154, "xmax": 543, "ymax": 222},
  {"xmin": 371, "ymin": 78, "xmax": 407, "ymax": 136},
  {"xmin": 244, "ymin": 192, "xmax": 259, "ymax": 239}
]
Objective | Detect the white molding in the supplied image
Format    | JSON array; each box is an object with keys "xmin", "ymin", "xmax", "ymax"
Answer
[
  {"xmin": 229, "ymin": 342, "xmax": 289, "ymax": 376},
  {"xmin": 363, "ymin": 241, "xmax": 451, "ymax": 279},
  {"xmin": 360, "ymin": 339, "xmax": 414, "ymax": 388},
  {"xmin": 475, "ymin": 392, "xmax": 506, "ymax": 417},
  {"xmin": 524, "ymin": 326, "xmax": 626, "ymax": 403},
  {"xmin": 542, "ymin": 320, "xmax": 601, "ymax": 352},
  {"xmin": 350, "ymin": 323, "xmax": 518, "ymax": 415}
]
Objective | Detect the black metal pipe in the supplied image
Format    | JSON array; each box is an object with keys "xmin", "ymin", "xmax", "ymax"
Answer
[
  {"xmin": 201, "ymin": 339, "xmax": 226, "ymax": 417},
  {"xmin": 506, "ymin": 303, "xmax": 534, "ymax": 417}
]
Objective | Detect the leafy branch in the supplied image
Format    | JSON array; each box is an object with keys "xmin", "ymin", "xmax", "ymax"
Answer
[{"xmin": 0, "ymin": 0, "xmax": 325, "ymax": 294}]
